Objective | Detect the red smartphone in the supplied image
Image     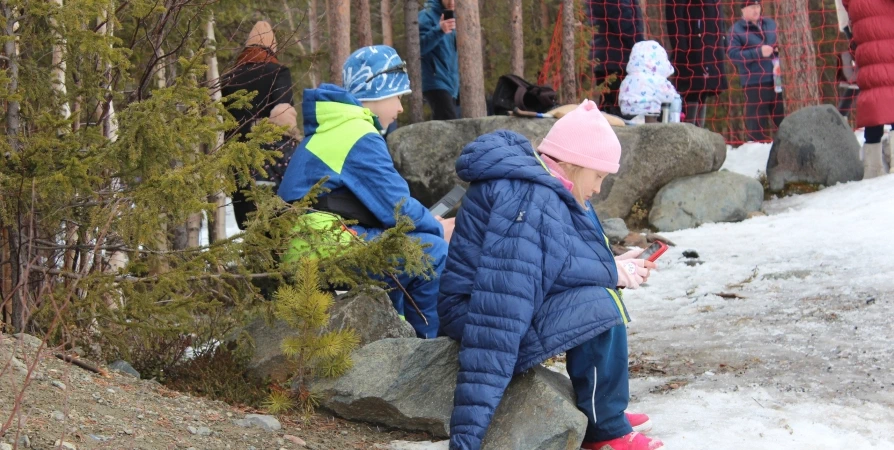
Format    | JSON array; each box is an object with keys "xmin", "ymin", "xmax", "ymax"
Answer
[{"xmin": 636, "ymin": 241, "xmax": 668, "ymax": 262}]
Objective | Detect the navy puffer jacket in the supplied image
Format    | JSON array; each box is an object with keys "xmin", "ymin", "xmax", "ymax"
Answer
[{"xmin": 438, "ymin": 131, "xmax": 629, "ymax": 450}]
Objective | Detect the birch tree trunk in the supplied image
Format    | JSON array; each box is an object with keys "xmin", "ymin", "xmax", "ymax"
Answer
[
  {"xmin": 381, "ymin": 0, "xmax": 393, "ymax": 46},
  {"xmin": 50, "ymin": 0, "xmax": 71, "ymax": 119},
  {"xmin": 204, "ymin": 15, "xmax": 228, "ymax": 242},
  {"xmin": 404, "ymin": 0, "xmax": 424, "ymax": 123},
  {"xmin": 510, "ymin": 0, "xmax": 524, "ymax": 76},
  {"xmin": 560, "ymin": 0, "xmax": 577, "ymax": 104},
  {"xmin": 354, "ymin": 0, "xmax": 373, "ymax": 47},
  {"xmin": 328, "ymin": 0, "xmax": 351, "ymax": 85},
  {"xmin": 456, "ymin": 0, "xmax": 487, "ymax": 118}
]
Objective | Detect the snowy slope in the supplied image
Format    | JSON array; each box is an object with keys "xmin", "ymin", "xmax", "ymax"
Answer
[{"xmin": 623, "ymin": 174, "xmax": 894, "ymax": 449}]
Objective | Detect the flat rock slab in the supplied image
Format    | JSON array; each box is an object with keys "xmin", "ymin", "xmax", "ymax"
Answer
[{"xmin": 315, "ymin": 338, "xmax": 587, "ymax": 450}]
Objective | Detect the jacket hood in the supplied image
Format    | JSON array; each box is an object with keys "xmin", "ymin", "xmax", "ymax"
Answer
[
  {"xmin": 626, "ymin": 40, "xmax": 675, "ymax": 78},
  {"xmin": 455, "ymin": 130, "xmax": 579, "ymax": 206},
  {"xmin": 301, "ymin": 83, "xmax": 382, "ymax": 137},
  {"xmin": 424, "ymin": 0, "xmax": 444, "ymax": 14}
]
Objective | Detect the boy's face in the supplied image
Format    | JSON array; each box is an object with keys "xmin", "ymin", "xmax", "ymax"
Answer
[
  {"xmin": 363, "ymin": 96, "xmax": 404, "ymax": 129},
  {"xmin": 442, "ymin": 0, "xmax": 455, "ymax": 10}
]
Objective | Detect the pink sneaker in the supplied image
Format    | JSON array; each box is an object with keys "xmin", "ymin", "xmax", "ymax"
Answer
[
  {"xmin": 626, "ymin": 411, "xmax": 652, "ymax": 433},
  {"xmin": 581, "ymin": 432, "xmax": 664, "ymax": 450}
]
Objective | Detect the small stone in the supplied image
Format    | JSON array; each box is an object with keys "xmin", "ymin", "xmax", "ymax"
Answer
[
  {"xmin": 108, "ymin": 360, "xmax": 141, "ymax": 379},
  {"xmin": 196, "ymin": 427, "xmax": 212, "ymax": 437},
  {"xmin": 284, "ymin": 434, "xmax": 307, "ymax": 446},
  {"xmin": 277, "ymin": 438, "xmax": 285, "ymax": 445},
  {"xmin": 226, "ymin": 412, "xmax": 233, "ymax": 418},
  {"xmin": 18, "ymin": 435, "xmax": 30, "ymax": 448},
  {"xmin": 123, "ymin": 428, "xmax": 133, "ymax": 435},
  {"xmin": 88, "ymin": 434, "xmax": 112, "ymax": 442},
  {"xmin": 51, "ymin": 380, "xmax": 66, "ymax": 390},
  {"xmin": 187, "ymin": 426, "xmax": 198, "ymax": 435},
  {"xmin": 9, "ymin": 356, "xmax": 27, "ymax": 374},
  {"xmin": 340, "ymin": 430, "xmax": 348, "ymax": 436},
  {"xmin": 682, "ymin": 250, "xmax": 700, "ymax": 259},
  {"xmin": 107, "ymin": 388, "xmax": 116, "ymax": 394},
  {"xmin": 137, "ymin": 414, "xmax": 144, "ymax": 420},
  {"xmin": 232, "ymin": 419, "xmax": 250, "ymax": 428},
  {"xmin": 52, "ymin": 410, "xmax": 66, "ymax": 421},
  {"xmin": 187, "ymin": 448, "xmax": 197, "ymax": 450},
  {"xmin": 53, "ymin": 440, "xmax": 77, "ymax": 450},
  {"xmin": 2, "ymin": 443, "xmax": 13, "ymax": 450},
  {"xmin": 242, "ymin": 414, "xmax": 281, "ymax": 431}
]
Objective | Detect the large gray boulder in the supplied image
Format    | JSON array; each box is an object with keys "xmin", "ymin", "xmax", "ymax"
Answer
[
  {"xmin": 388, "ymin": 117, "xmax": 726, "ymax": 219},
  {"xmin": 244, "ymin": 288, "xmax": 415, "ymax": 382},
  {"xmin": 766, "ymin": 105, "xmax": 863, "ymax": 191},
  {"xmin": 315, "ymin": 338, "xmax": 587, "ymax": 450},
  {"xmin": 649, "ymin": 171, "xmax": 764, "ymax": 232}
]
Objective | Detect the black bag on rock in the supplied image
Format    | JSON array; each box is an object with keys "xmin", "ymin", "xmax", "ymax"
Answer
[{"xmin": 492, "ymin": 74, "xmax": 558, "ymax": 115}]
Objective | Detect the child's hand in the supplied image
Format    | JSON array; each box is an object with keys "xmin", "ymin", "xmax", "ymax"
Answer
[
  {"xmin": 615, "ymin": 259, "xmax": 656, "ymax": 289},
  {"xmin": 436, "ymin": 216, "xmax": 456, "ymax": 243}
]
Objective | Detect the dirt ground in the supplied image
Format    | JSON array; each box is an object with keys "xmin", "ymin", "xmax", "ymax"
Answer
[{"xmin": 0, "ymin": 332, "xmax": 430, "ymax": 450}]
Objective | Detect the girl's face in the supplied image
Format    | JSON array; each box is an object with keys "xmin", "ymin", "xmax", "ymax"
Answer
[
  {"xmin": 363, "ymin": 95, "xmax": 404, "ymax": 129},
  {"xmin": 561, "ymin": 163, "xmax": 610, "ymax": 207}
]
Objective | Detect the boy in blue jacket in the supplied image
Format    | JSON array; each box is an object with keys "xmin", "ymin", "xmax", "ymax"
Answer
[
  {"xmin": 278, "ymin": 46, "xmax": 452, "ymax": 338},
  {"xmin": 439, "ymin": 101, "xmax": 662, "ymax": 450}
]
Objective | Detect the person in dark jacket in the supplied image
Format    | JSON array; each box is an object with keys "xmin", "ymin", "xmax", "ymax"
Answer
[
  {"xmin": 419, "ymin": 0, "xmax": 460, "ymax": 120},
  {"xmin": 232, "ymin": 104, "xmax": 299, "ymax": 230},
  {"xmin": 279, "ymin": 46, "xmax": 453, "ymax": 338},
  {"xmin": 588, "ymin": 0, "xmax": 645, "ymax": 116},
  {"xmin": 727, "ymin": 0, "xmax": 783, "ymax": 141},
  {"xmin": 665, "ymin": 0, "xmax": 729, "ymax": 127},
  {"xmin": 221, "ymin": 21, "xmax": 294, "ymax": 140},
  {"xmin": 439, "ymin": 101, "xmax": 663, "ymax": 450}
]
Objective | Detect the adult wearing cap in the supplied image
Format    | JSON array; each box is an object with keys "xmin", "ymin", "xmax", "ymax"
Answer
[
  {"xmin": 439, "ymin": 100, "xmax": 663, "ymax": 450},
  {"xmin": 841, "ymin": 0, "xmax": 894, "ymax": 178},
  {"xmin": 278, "ymin": 45, "xmax": 451, "ymax": 339},
  {"xmin": 728, "ymin": 0, "xmax": 783, "ymax": 141},
  {"xmin": 221, "ymin": 21, "xmax": 294, "ymax": 140}
]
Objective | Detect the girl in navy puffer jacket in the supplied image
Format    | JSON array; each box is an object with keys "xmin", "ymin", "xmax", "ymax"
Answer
[{"xmin": 438, "ymin": 101, "xmax": 663, "ymax": 450}]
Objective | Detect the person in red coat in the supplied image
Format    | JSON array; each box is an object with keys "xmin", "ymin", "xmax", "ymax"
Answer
[{"xmin": 841, "ymin": 0, "xmax": 894, "ymax": 178}]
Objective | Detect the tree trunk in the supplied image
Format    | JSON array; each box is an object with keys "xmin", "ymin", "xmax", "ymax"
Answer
[
  {"xmin": 404, "ymin": 0, "xmax": 424, "ymax": 123},
  {"xmin": 205, "ymin": 16, "xmax": 228, "ymax": 242},
  {"xmin": 774, "ymin": 0, "xmax": 821, "ymax": 112},
  {"xmin": 328, "ymin": 0, "xmax": 351, "ymax": 85},
  {"xmin": 50, "ymin": 0, "xmax": 71, "ymax": 119},
  {"xmin": 354, "ymin": 0, "xmax": 373, "ymax": 47},
  {"xmin": 560, "ymin": 0, "xmax": 577, "ymax": 104},
  {"xmin": 2, "ymin": 2, "xmax": 20, "ymax": 150},
  {"xmin": 381, "ymin": 0, "xmax": 393, "ymax": 46},
  {"xmin": 456, "ymin": 0, "xmax": 487, "ymax": 118},
  {"xmin": 309, "ymin": 0, "xmax": 321, "ymax": 84},
  {"xmin": 510, "ymin": 0, "xmax": 524, "ymax": 76},
  {"xmin": 539, "ymin": 0, "xmax": 550, "ymax": 35}
]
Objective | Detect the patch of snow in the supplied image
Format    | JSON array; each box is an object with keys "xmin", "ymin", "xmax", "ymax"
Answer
[
  {"xmin": 620, "ymin": 174, "xmax": 894, "ymax": 449},
  {"xmin": 721, "ymin": 142, "xmax": 772, "ymax": 179}
]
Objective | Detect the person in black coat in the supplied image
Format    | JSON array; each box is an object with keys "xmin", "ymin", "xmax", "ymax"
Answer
[
  {"xmin": 665, "ymin": 0, "xmax": 729, "ymax": 127},
  {"xmin": 587, "ymin": 0, "xmax": 645, "ymax": 117},
  {"xmin": 232, "ymin": 104, "xmax": 299, "ymax": 230},
  {"xmin": 221, "ymin": 21, "xmax": 294, "ymax": 141}
]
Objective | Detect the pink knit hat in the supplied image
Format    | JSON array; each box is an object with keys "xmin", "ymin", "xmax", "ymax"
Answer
[{"xmin": 538, "ymin": 100, "xmax": 622, "ymax": 174}]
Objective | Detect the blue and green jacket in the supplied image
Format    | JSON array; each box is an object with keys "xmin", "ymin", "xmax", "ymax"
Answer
[{"xmin": 277, "ymin": 84, "xmax": 443, "ymax": 238}]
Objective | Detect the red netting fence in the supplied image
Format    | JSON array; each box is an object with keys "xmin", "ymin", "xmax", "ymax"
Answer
[{"xmin": 540, "ymin": 0, "xmax": 854, "ymax": 145}]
